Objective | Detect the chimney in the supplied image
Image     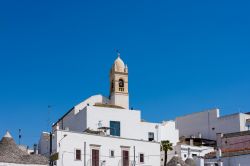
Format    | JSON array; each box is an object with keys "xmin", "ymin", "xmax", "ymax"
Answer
[
  {"xmin": 33, "ymin": 144, "xmax": 38, "ymax": 154},
  {"xmin": 216, "ymin": 133, "xmax": 223, "ymax": 148},
  {"xmin": 198, "ymin": 132, "xmax": 202, "ymax": 138},
  {"xmin": 216, "ymin": 148, "xmax": 222, "ymax": 159},
  {"xmin": 190, "ymin": 138, "xmax": 194, "ymax": 146}
]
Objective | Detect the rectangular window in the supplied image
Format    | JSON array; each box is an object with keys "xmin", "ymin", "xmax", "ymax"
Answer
[
  {"xmin": 192, "ymin": 154, "xmax": 197, "ymax": 157},
  {"xmin": 75, "ymin": 149, "xmax": 81, "ymax": 160},
  {"xmin": 122, "ymin": 150, "xmax": 129, "ymax": 166},
  {"xmin": 110, "ymin": 150, "xmax": 115, "ymax": 158},
  {"xmin": 92, "ymin": 149, "xmax": 99, "ymax": 166},
  {"xmin": 139, "ymin": 153, "xmax": 144, "ymax": 163},
  {"xmin": 148, "ymin": 132, "xmax": 154, "ymax": 141},
  {"xmin": 110, "ymin": 121, "xmax": 120, "ymax": 136}
]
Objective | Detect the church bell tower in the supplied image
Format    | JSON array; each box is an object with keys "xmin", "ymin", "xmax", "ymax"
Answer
[{"xmin": 109, "ymin": 53, "xmax": 129, "ymax": 109}]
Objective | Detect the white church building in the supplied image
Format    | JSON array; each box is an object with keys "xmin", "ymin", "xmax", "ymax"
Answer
[{"xmin": 39, "ymin": 55, "xmax": 179, "ymax": 166}]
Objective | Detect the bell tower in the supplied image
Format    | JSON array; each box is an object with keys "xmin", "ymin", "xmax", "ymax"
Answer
[{"xmin": 109, "ymin": 53, "xmax": 129, "ymax": 109}]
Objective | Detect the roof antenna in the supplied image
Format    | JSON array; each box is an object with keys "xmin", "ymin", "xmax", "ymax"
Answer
[{"xmin": 18, "ymin": 129, "xmax": 21, "ymax": 145}]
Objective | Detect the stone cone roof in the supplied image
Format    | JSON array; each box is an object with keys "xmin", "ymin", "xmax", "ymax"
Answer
[
  {"xmin": 185, "ymin": 158, "xmax": 196, "ymax": 166},
  {"xmin": 0, "ymin": 131, "xmax": 48, "ymax": 165},
  {"xmin": 166, "ymin": 156, "xmax": 189, "ymax": 166}
]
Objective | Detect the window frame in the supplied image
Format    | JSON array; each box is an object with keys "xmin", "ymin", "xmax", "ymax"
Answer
[
  {"xmin": 110, "ymin": 121, "xmax": 121, "ymax": 136},
  {"xmin": 118, "ymin": 79, "xmax": 124, "ymax": 88},
  {"xmin": 109, "ymin": 149, "xmax": 115, "ymax": 158},
  {"xmin": 148, "ymin": 132, "xmax": 154, "ymax": 141},
  {"xmin": 75, "ymin": 149, "xmax": 81, "ymax": 161},
  {"xmin": 139, "ymin": 153, "xmax": 145, "ymax": 163}
]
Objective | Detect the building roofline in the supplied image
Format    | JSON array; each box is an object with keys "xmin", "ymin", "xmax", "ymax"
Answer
[
  {"xmin": 55, "ymin": 129, "xmax": 160, "ymax": 144},
  {"xmin": 222, "ymin": 130, "xmax": 250, "ymax": 138},
  {"xmin": 52, "ymin": 107, "xmax": 74, "ymax": 127},
  {"xmin": 175, "ymin": 108, "xmax": 219, "ymax": 119}
]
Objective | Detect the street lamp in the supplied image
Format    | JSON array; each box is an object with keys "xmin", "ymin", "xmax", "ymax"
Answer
[{"xmin": 59, "ymin": 134, "xmax": 67, "ymax": 147}]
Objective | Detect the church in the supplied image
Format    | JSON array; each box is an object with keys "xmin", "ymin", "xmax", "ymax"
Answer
[{"xmin": 39, "ymin": 55, "xmax": 179, "ymax": 166}]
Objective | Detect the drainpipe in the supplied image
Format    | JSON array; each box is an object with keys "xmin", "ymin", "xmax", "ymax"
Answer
[
  {"xmin": 84, "ymin": 142, "xmax": 86, "ymax": 166},
  {"xmin": 49, "ymin": 132, "xmax": 52, "ymax": 155},
  {"xmin": 133, "ymin": 146, "xmax": 136, "ymax": 166}
]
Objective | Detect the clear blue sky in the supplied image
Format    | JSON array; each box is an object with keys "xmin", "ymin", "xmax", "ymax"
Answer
[{"xmin": 0, "ymin": 0, "xmax": 250, "ymax": 146}]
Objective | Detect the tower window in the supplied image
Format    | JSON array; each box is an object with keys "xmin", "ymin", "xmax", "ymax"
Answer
[
  {"xmin": 111, "ymin": 80, "xmax": 114, "ymax": 92},
  {"xmin": 119, "ymin": 79, "xmax": 124, "ymax": 87},
  {"xmin": 119, "ymin": 79, "xmax": 124, "ymax": 91}
]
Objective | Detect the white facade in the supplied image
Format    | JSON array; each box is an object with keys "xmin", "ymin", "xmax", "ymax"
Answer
[
  {"xmin": 176, "ymin": 144, "xmax": 214, "ymax": 161},
  {"xmin": 176, "ymin": 109, "xmax": 250, "ymax": 140},
  {"xmin": 52, "ymin": 130, "xmax": 160, "ymax": 166},
  {"xmin": 52, "ymin": 101, "xmax": 179, "ymax": 145}
]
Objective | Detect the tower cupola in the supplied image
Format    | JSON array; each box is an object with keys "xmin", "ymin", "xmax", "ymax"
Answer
[{"xmin": 109, "ymin": 53, "xmax": 129, "ymax": 109}]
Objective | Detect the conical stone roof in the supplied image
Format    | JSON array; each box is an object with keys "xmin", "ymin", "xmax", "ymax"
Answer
[
  {"xmin": 166, "ymin": 156, "xmax": 189, "ymax": 166},
  {"xmin": 185, "ymin": 158, "xmax": 196, "ymax": 166},
  {"xmin": 0, "ymin": 131, "xmax": 48, "ymax": 165}
]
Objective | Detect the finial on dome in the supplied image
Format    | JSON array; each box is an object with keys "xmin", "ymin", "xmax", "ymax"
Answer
[{"xmin": 115, "ymin": 49, "xmax": 120, "ymax": 57}]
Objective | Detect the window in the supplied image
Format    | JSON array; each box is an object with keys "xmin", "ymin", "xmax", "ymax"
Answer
[
  {"xmin": 92, "ymin": 149, "xmax": 99, "ymax": 166},
  {"xmin": 75, "ymin": 149, "xmax": 81, "ymax": 160},
  {"xmin": 110, "ymin": 121, "xmax": 120, "ymax": 136},
  {"xmin": 119, "ymin": 79, "xmax": 124, "ymax": 91},
  {"xmin": 110, "ymin": 150, "xmax": 115, "ymax": 158},
  {"xmin": 139, "ymin": 153, "xmax": 144, "ymax": 163},
  {"xmin": 192, "ymin": 154, "xmax": 197, "ymax": 157},
  {"xmin": 148, "ymin": 132, "xmax": 154, "ymax": 141},
  {"xmin": 119, "ymin": 79, "xmax": 124, "ymax": 87},
  {"xmin": 122, "ymin": 150, "xmax": 129, "ymax": 166},
  {"xmin": 111, "ymin": 80, "xmax": 114, "ymax": 92}
]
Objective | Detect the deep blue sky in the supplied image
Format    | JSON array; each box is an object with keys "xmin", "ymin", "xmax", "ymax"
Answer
[{"xmin": 0, "ymin": 0, "xmax": 250, "ymax": 146}]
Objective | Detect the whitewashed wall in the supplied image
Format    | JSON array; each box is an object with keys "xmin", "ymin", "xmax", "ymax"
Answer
[
  {"xmin": 159, "ymin": 121, "xmax": 179, "ymax": 146},
  {"xmin": 53, "ymin": 95, "xmax": 108, "ymax": 131},
  {"xmin": 55, "ymin": 103, "xmax": 178, "ymax": 143},
  {"xmin": 53, "ymin": 130, "xmax": 160, "ymax": 166},
  {"xmin": 86, "ymin": 106, "xmax": 142, "ymax": 139},
  {"xmin": 176, "ymin": 109, "xmax": 250, "ymax": 140}
]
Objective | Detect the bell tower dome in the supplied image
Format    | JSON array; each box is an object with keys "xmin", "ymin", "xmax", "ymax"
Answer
[{"xmin": 109, "ymin": 53, "xmax": 129, "ymax": 109}]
